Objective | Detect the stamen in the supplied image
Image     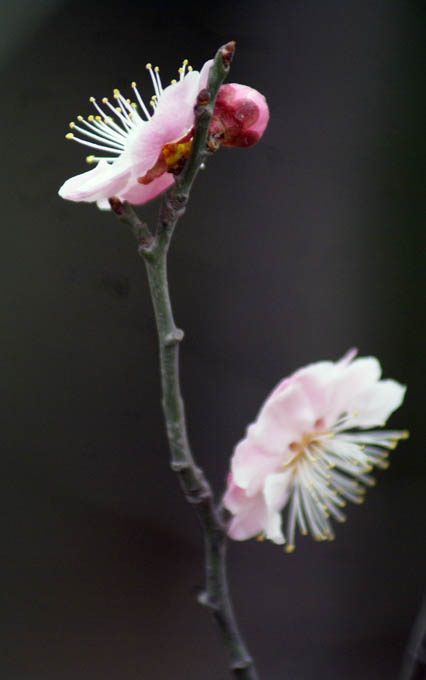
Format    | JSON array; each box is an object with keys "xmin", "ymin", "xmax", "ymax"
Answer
[
  {"xmin": 66, "ymin": 135, "xmax": 122, "ymax": 154},
  {"xmin": 153, "ymin": 66, "xmax": 163, "ymax": 94},
  {"xmin": 67, "ymin": 122, "xmax": 125, "ymax": 150},
  {"xmin": 65, "ymin": 56, "xmax": 190, "ymax": 165},
  {"xmin": 146, "ymin": 63, "xmax": 161, "ymax": 99},
  {"xmin": 86, "ymin": 155, "xmax": 116, "ymax": 164}
]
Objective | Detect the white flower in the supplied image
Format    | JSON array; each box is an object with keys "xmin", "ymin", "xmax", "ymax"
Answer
[{"xmin": 224, "ymin": 350, "xmax": 408, "ymax": 552}]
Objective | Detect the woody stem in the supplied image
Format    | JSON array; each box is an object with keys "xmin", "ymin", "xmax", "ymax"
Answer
[{"xmin": 112, "ymin": 42, "xmax": 259, "ymax": 680}]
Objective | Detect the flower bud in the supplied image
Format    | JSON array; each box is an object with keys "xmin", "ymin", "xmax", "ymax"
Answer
[{"xmin": 210, "ymin": 83, "xmax": 269, "ymax": 148}]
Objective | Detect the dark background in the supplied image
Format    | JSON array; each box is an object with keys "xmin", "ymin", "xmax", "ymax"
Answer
[{"xmin": 1, "ymin": 1, "xmax": 425, "ymax": 678}]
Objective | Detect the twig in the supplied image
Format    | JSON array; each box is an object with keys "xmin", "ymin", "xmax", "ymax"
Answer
[{"xmin": 113, "ymin": 42, "xmax": 259, "ymax": 680}]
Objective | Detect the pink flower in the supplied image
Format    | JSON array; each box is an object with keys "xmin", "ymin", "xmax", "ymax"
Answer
[
  {"xmin": 58, "ymin": 59, "xmax": 212, "ymax": 209},
  {"xmin": 223, "ymin": 350, "xmax": 407, "ymax": 552},
  {"xmin": 58, "ymin": 60, "xmax": 269, "ymax": 210}
]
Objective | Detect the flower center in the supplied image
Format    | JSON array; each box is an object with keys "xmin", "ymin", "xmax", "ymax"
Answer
[
  {"xmin": 137, "ymin": 128, "xmax": 194, "ymax": 185},
  {"xmin": 284, "ymin": 418, "xmax": 329, "ymax": 468}
]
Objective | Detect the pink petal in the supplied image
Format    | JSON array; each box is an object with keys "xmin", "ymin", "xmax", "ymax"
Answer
[
  {"xmin": 198, "ymin": 59, "xmax": 213, "ymax": 90},
  {"xmin": 225, "ymin": 485, "xmax": 267, "ymax": 541},
  {"xmin": 249, "ymin": 383, "xmax": 315, "ymax": 455},
  {"xmin": 289, "ymin": 361, "xmax": 339, "ymax": 424},
  {"xmin": 120, "ymin": 172, "xmax": 174, "ymax": 205},
  {"xmin": 231, "ymin": 439, "xmax": 281, "ymax": 496}
]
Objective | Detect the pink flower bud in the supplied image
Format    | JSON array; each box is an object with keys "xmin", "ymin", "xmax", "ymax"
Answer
[{"xmin": 210, "ymin": 83, "xmax": 269, "ymax": 148}]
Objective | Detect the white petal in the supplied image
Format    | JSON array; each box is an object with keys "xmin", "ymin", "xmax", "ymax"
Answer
[
  {"xmin": 346, "ymin": 379, "xmax": 406, "ymax": 428},
  {"xmin": 59, "ymin": 159, "xmax": 131, "ymax": 203},
  {"xmin": 263, "ymin": 471, "xmax": 293, "ymax": 543}
]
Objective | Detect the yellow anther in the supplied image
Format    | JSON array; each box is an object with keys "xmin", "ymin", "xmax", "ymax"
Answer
[
  {"xmin": 284, "ymin": 544, "xmax": 295, "ymax": 554},
  {"xmin": 88, "ymin": 115, "xmax": 94, "ymax": 122},
  {"xmin": 400, "ymin": 430, "xmax": 410, "ymax": 439},
  {"xmin": 65, "ymin": 132, "xmax": 73, "ymax": 139},
  {"xmin": 188, "ymin": 65, "xmax": 193, "ymax": 72},
  {"xmin": 131, "ymin": 81, "xmax": 137, "ymax": 88},
  {"xmin": 256, "ymin": 534, "xmax": 265, "ymax": 542},
  {"xmin": 113, "ymin": 88, "xmax": 120, "ymax": 95},
  {"xmin": 154, "ymin": 66, "xmax": 159, "ymax": 72},
  {"xmin": 77, "ymin": 115, "xmax": 83, "ymax": 121},
  {"xmin": 339, "ymin": 500, "xmax": 346, "ymax": 507},
  {"xmin": 301, "ymin": 529, "xmax": 308, "ymax": 535},
  {"xmin": 102, "ymin": 97, "xmax": 109, "ymax": 104},
  {"xmin": 95, "ymin": 115, "xmax": 101, "ymax": 121},
  {"xmin": 69, "ymin": 122, "xmax": 75, "ymax": 128},
  {"xmin": 145, "ymin": 62, "xmax": 152, "ymax": 69},
  {"xmin": 178, "ymin": 67, "xmax": 183, "ymax": 74},
  {"xmin": 116, "ymin": 107, "xmax": 121, "ymax": 113},
  {"xmin": 131, "ymin": 102, "xmax": 137, "ymax": 108},
  {"xmin": 86, "ymin": 155, "xmax": 95, "ymax": 164},
  {"xmin": 89, "ymin": 96, "xmax": 95, "ymax": 103},
  {"xmin": 182, "ymin": 59, "xmax": 188, "ymax": 65},
  {"xmin": 171, "ymin": 78, "xmax": 177, "ymax": 85}
]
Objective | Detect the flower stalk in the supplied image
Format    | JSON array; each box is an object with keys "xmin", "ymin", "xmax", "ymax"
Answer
[{"xmin": 111, "ymin": 42, "xmax": 259, "ymax": 680}]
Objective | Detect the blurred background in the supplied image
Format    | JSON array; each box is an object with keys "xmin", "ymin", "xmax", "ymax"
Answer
[{"xmin": 1, "ymin": 1, "xmax": 425, "ymax": 678}]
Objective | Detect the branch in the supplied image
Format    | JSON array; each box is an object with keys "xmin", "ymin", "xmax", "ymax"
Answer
[{"xmin": 113, "ymin": 42, "xmax": 259, "ymax": 679}]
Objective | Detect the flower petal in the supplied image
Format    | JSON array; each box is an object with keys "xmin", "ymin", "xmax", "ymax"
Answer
[
  {"xmin": 224, "ymin": 483, "xmax": 267, "ymax": 541},
  {"xmin": 346, "ymin": 379, "xmax": 406, "ymax": 428},
  {"xmin": 263, "ymin": 471, "xmax": 293, "ymax": 544},
  {"xmin": 120, "ymin": 172, "xmax": 174, "ymax": 205},
  {"xmin": 329, "ymin": 356, "xmax": 382, "ymax": 421},
  {"xmin": 231, "ymin": 439, "xmax": 281, "ymax": 496},
  {"xmin": 59, "ymin": 159, "xmax": 131, "ymax": 203},
  {"xmin": 249, "ymin": 383, "xmax": 315, "ymax": 455}
]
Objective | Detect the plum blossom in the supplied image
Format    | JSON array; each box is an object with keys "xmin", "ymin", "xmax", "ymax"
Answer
[
  {"xmin": 223, "ymin": 350, "xmax": 407, "ymax": 552},
  {"xmin": 58, "ymin": 60, "xmax": 269, "ymax": 210},
  {"xmin": 58, "ymin": 60, "xmax": 212, "ymax": 209}
]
